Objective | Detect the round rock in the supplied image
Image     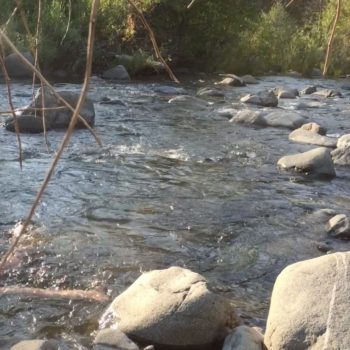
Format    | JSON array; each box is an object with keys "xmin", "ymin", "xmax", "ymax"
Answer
[
  {"xmin": 264, "ymin": 252, "xmax": 350, "ymax": 349},
  {"xmin": 223, "ymin": 326, "xmax": 263, "ymax": 350},
  {"xmin": 326, "ymin": 214, "xmax": 350, "ymax": 239},
  {"xmin": 240, "ymin": 90, "xmax": 278, "ymax": 107},
  {"xmin": 277, "ymin": 147, "xmax": 336, "ymax": 178},
  {"xmin": 99, "ymin": 266, "xmax": 239, "ymax": 347}
]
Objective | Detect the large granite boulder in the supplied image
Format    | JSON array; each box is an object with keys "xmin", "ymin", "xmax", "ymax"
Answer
[
  {"xmin": 5, "ymin": 87, "xmax": 95, "ymax": 133},
  {"xmin": 102, "ymin": 65, "xmax": 130, "ymax": 80},
  {"xmin": 240, "ymin": 90, "xmax": 278, "ymax": 107},
  {"xmin": 289, "ymin": 124, "xmax": 337, "ymax": 148},
  {"xmin": 2, "ymin": 52, "xmax": 34, "ymax": 78},
  {"xmin": 223, "ymin": 326, "xmax": 264, "ymax": 350},
  {"xmin": 264, "ymin": 252, "xmax": 350, "ymax": 350},
  {"xmin": 99, "ymin": 266, "xmax": 239, "ymax": 348},
  {"xmin": 277, "ymin": 147, "xmax": 336, "ymax": 178}
]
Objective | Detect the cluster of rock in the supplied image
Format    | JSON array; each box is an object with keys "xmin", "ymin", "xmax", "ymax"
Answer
[{"xmin": 12, "ymin": 256, "xmax": 350, "ymax": 349}]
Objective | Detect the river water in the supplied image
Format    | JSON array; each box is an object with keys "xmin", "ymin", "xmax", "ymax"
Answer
[{"xmin": 0, "ymin": 75, "xmax": 350, "ymax": 348}]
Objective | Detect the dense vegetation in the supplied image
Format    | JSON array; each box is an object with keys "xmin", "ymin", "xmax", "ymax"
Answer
[{"xmin": 1, "ymin": 0, "xmax": 350, "ymax": 76}]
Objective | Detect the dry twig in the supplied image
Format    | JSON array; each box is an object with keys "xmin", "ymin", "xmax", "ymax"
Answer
[
  {"xmin": 0, "ymin": 0, "xmax": 101, "ymax": 271},
  {"xmin": 127, "ymin": 0, "xmax": 179, "ymax": 83}
]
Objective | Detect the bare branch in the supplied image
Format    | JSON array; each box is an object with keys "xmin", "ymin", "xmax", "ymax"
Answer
[
  {"xmin": 323, "ymin": 0, "xmax": 341, "ymax": 76},
  {"xmin": 0, "ymin": 0, "xmax": 101, "ymax": 271},
  {"xmin": 127, "ymin": 0, "xmax": 179, "ymax": 83}
]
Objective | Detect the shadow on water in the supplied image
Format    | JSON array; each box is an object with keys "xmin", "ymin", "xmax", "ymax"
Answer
[{"xmin": 1, "ymin": 75, "xmax": 350, "ymax": 347}]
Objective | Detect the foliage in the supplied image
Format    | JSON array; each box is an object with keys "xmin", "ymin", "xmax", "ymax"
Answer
[{"xmin": 1, "ymin": 0, "xmax": 350, "ymax": 76}]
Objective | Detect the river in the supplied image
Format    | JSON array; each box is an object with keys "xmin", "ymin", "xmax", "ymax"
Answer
[{"xmin": 1, "ymin": 75, "xmax": 350, "ymax": 348}]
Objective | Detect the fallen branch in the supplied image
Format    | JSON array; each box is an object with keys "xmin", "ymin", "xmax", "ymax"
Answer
[
  {"xmin": 127, "ymin": 0, "xmax": 179, "ymax": 83},
  {"xmin": 286, "ymin": 0, "xmax": 297, "ymax": 8},
  {"xmin": 0, "ymin": 0, "xmax": 101, "ymax": 271},
  {"xmin": 0, "ymin": 286, "xmax": 109, "ymax": 302},
  {"xmin": 187, "ymin": 0, "xmax": 197, "ymax": 9},
  {"xmin": 323, "ymin": 0, "xmax": 341, "ymax": 76}
]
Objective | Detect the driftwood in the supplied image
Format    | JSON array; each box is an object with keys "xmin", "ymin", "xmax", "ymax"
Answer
[{"xmin": 0, "ymin": 286, "xmax": 109, "ymax": 302}]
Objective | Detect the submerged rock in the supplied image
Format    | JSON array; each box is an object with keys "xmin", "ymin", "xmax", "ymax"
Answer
[
  {"xmin": 99, "ymin": 266, "xmax": 239, "ymax": 348},
  {"xmin": 197, "ymin": 87, "xmax": 225, "ymax": 97},
  {"xmin": 102, "ymin": 65, "xmax": 131, "ymax": 80},
  {"xmin": 5, "ymin": 87, "xmax": 95, "ymax": 133},
  {"xmin": 240, "ymin": 90, "xmax": 278, "ymax": 107},
  {"xmin": 326, "ymin": 214, "xmax": 350, "ymax": 239},
  {"xmin": 264, "ymin": 252, "xmax": 350, "ymax": 349},
  {"xmin": 155, "ymin": 85, "xmax": 187, "ymax": 95},
  {"xmin": 223, "ymin": 326, "xmax": 264, "ymax": 350},
  {"xmin": 277, "ymin": 147, "xmax": 336, "ymax": 178}
]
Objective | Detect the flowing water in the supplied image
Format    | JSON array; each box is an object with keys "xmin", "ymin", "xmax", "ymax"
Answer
[{"xmin": 1, "ymin": 75, "xmax": 350, "ymax": 348}]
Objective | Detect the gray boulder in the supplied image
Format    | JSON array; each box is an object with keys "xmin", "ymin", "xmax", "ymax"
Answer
[
  {"xmin": 217, "ymin": 107, "xmax": 239, "ymax": 118},
  {"xmin": 3, "ymin": 52, "xmax": 34, "ymax": 78},
  {"xmin": 102, "ymin": 65, "xmax": 131, "ymax": 80},
  {"xmin": 231, "ymin": 110, "xmax": 305, "ymax": 130},
  {"xmin": 240, "ymin": 91, "xmax": 278, "ymax": 107},
  {"xmin": 223, "ymin": 326, "xmax": 264, "ymax": 350},
  {"xmin": 300, "ymin": 86, "xmax": 317, "ymax": 95},
  {"xmin": 94, "ymin": 329, "xmax": 140, "ymax": 350},
  {"xmin": 289, "ymin": 127, "xmax": 337, "ymax": 148},
  {"xmin": 5, "ymin": 87, "xmax": 95, "ymax": 133},
  {"xmin": 230, "ymin": 110, "xmax": 265, "ymax": 126},
  {"xmin": 216, "ymin": 74, "xmax": 245, "ymax": 87},
  {"xmin": 264, "ymin": 252, "xmax": 350, "ymax": 350},
  {"xmin": 312, "ymin": 89, "xmax": 342, "ymax": 98},
  {"xmin": 263, "ymin": 111, "xmax": 306, "ymax": 129},
  {"xmin": 273, "ymin": 87, "xmax": 299, "ymax": 99},
  {"xmin": 332, "ymin": 147, "xmax": 350, "ymax": 165},
  {"xmin": 241, "ymin": 75, "xmax": 258, "ymax": 84},
  {"xmin": 336, "ymin": 133, "xmax": 350, "ymax": 149},
  {"xmin": 99, "ymin": 266, "xmax": 239, "ymax": 348},
  {"xmin": 331, "ymin": 133, "xmax": 350, "ymax": 165},
  {"xmin": 326, "ymin": 214, "xmax": 350, "ymax": 239},
  {"xmin": 277, "ymin": 147, "xmax": 336, "ymax": 178}
]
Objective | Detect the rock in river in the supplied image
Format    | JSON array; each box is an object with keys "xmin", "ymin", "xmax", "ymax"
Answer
[
  {"xmin": 5, "ymin": 87, "xmax": 95, "ymax": 133},
  {"xmin": 11, "ymin": 339, "xmax": 67, "ymax": 350},
  {"xmin": 94, "ymin": 328, "xmax": 140, "ymax": 350},
  {"xmin": 289, "ymin": 125, "xmax": 337, "ymax": 148},
  {"xmin": 231, "ymin": 109, "xmax": 306, "ymax": 129},
  {"xmin": 223, "ymin": 326, "xmax": 264, "ymax": 350},
  {"xmin": 2, "ymin": 52, "xmax": 34, "ymax": 78},
  {"xmin": 326, "ymin": 214, "xmax": 350, "ymax": 239},
  {"xmin": 240, "ymin": 90, "xmax": 278, "ymax": 107},
  {"xmin": 277, "ymin": 147, "xmax": 336, "ymax": 178},
  {"xmin": 99, "ymin": 266, "xmax": 239, "ymax": 348},
  {"xmin": 264, "ymin": 252, "xmax": 350, "ymax": 350},
  {"xmin": 102, "ymin": 64, "xmax": 131, "ymax": 80},
  {"xmin": 332, "ymin": 133, "xmax": 350, "ymax": 165}
]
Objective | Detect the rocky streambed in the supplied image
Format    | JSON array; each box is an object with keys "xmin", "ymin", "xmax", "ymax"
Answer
[{"xmin": 1, "ymin": 74, "xmax": 350, "ymax": 349}]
